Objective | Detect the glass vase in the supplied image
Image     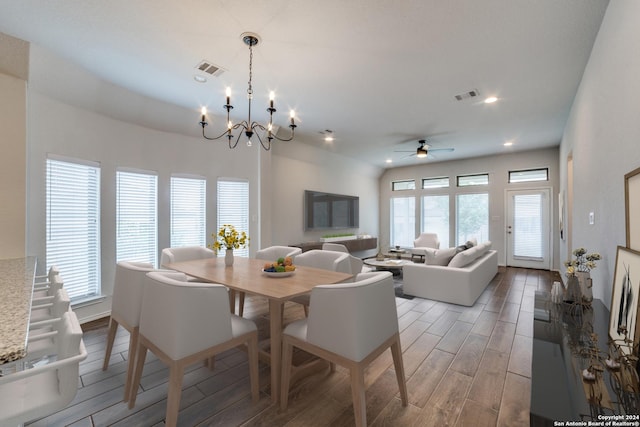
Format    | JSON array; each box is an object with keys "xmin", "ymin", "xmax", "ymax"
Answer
[{"xmin": 564, "ymin": 275, "xmax": 582, "ymax": 305}]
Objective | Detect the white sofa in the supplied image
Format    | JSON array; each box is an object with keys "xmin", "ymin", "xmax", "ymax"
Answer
[{"xmin": 403, "ymin": 243, "xmax": 498, "ymax": 306}]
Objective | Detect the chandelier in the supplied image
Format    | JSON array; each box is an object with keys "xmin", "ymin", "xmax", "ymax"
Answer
[{"xmin": 199, "ymin": 32, "xmax": 296, "ymax": 151}]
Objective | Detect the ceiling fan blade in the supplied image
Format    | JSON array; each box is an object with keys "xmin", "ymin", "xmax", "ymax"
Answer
[{"xmin": 428, "ymin": 147, "xmax": 454, "ymax": 153}]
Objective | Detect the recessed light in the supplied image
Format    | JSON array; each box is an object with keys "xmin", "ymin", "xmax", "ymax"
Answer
[
  {"xmin": 504, "ymin": 141, "xmax": 513, "ymax": 146},
  {"xmin": 386, "ymin": 159, "xmax": 392, "ymax": 164},
  {"xmin": 320, "ymin": 129, "xmax": 334, "ymax": 142},
  {"xmin": 193, "ymin": 75, "xmax": 207, "ymax": 83},
  {"xmin": 484, "ymin": 96, "xmax": 498, "ymax": 104}
]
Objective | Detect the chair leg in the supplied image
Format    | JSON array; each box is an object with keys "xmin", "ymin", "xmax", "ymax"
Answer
[
  {"xmin": 165, "ymin": 363, "xmax": 184, "ymax": 427},
  {"xmin": 239, "ymin": 292, "xmax": 246, "ymax": 317},
  {"xmin": 128, "ymin": 342, "xmax": 148, "ymax": 409},
  {"xmin": 247, "ymin": 332, "xmax": 260, "ymax": 403},
  {"xmin": 390, "ymin": 338, "xmax": 408, "ymax": 406},
  {"xmin": 280, "ymin": 338, "xmax": 294, "ymax": 410},
  {"xmin": 102, "ymin": 317, "xmax": 119, "ymax": 371},
  {"xmin": 350, "ymin": 364, "xmax": 367, "ymax": 427},
  {"xmin": 303, "ymin": 304, "xmax": 309, "ymax": 318},
  {"xmin": 123, "ymin": 327, "xmax": 139, "ymax": 403}
]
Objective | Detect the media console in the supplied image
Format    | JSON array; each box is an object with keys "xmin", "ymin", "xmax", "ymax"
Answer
[{"xmin": 291, "ymin": 237, "xmax": 377, "ymax": 253}]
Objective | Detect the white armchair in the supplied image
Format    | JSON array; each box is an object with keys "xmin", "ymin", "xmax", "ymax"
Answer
[
  {"xmin": 280, "ymin": 271, "xmax": 407, "ymax": 427},
  {"xmin": 128, "ymin": 271, "xmax": 259, "ymax": 427},
  {"xmin": 410, "ymin": 232, "xmax": 440, "ymax": 262},
  {"xmin": 255, "ymin": 245, "xmax": 302, "ymax": 262},
  {"xmin": 0, "ymin": 311, "xmax": 87, "ymax": 426}
]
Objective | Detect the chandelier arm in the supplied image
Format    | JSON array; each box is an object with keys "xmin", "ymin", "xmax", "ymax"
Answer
[
  {"xmin": 253, "ymin": 130, "xmax": 271, "ymax": 151},
  {"xmin": 229, "ymin": 131, "xmax": 242, "ymax": 149},
  {"xmin": 202, "ymin": 126, "xmax": 235, "ymax": 141}
]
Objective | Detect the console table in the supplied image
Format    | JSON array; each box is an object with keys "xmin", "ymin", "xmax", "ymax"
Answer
[
  {"xmin": 292, "ymin": 237, "xmax": 377, "ymax": 253},
  {"xmin": 531, "ymin": 291, "xmax": 639, "ymax": 425}
]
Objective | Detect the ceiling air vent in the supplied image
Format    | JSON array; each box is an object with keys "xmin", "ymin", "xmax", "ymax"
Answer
[
  {"xmin": 195, "ymin": 60, "xmax": 225, "ymax": 77},
  {"xmin": 454, "ymin": 89, "xmax": 479, "ymax": 101}
]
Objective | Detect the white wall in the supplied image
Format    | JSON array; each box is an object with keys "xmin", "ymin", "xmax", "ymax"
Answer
[
  {"xmin": 0, "ymin": 72, "xmax": 26, "ymax": 258},
  {"xmin": 559, "ymin": 1, "xmax": 640, "ymax": 308},
  {"xmin": 380, "ymin": 147, "xmax": 560, "ymax": 269},
  {"xmin": 270, "ymin": 142, "xmax": 381, "ymax": 256},
  {"xmin": 26, "ymin": 46, "xmax": 263, "ymax": 322}
]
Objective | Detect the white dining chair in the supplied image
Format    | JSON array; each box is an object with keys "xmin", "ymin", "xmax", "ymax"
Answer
[
  {"xmin": 248, "ymin": 246, "xmax": 304, "ymax": 316},
  {"xmin": 321, "ymin": 242, "xmax": 369, "ymax": 275},
  {"xmin": 290, "ymin": 249, "xmax": 352, "ymax": 316},
  {"xmin": 102, "ymin": 261, "xmax": 160, "ymax": 403},
  {"xmin": 128, "ymin": 271, "xmax": 260, "ymax": 427},
  {"xmin": 0, "ymin": 310, "xmax": 87, "ymax": 426},
  {"xmin": 280, "ymin": 271, "xmax": 407, "ymax": 427},
  {"xmin": 160, "ymin": 245, "xmax": 215, "ymax": 268}
]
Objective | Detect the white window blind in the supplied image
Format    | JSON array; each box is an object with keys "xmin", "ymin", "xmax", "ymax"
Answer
[
  {"xmin": 217, "ymin": 179, "xmax": 249, "ymax": 257},
  {"xmin": 171, "ymin": 176, "xmax": 206, "ymax": 248},
  {"xmin": 456, "ymin": 193, "xmax": 489, "ymax": 245},
  {"xmin": 513, "ymin": 194, "xmax": 543, "ymax": 258},
  {"xmin": 422, "ymin": 195, "xmax": 450, "ymax": 248},
  {"xmin": 116, "ymin": 170, "xmax": 158, "ymax": 266},
  {"xmin": 390, "ymin": 196, "xmax": 415, "ymax": 247},
  {"xmin": 46, "ymin": 157, "xmax": 101, "ymax": 301}
]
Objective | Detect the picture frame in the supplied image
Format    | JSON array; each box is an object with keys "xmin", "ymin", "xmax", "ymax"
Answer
[
  {"xmin": 609, "ymin": 246, "xmax": 640, "ymax": 355},
  {"xmin": 625, "ymin": 166, "xmax": 640, "ymax": 251}
]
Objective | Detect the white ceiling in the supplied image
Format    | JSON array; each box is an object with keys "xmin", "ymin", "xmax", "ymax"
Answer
[{"xmin": 0, "ymin": 0, "xmax": 608, "ymax": 168}]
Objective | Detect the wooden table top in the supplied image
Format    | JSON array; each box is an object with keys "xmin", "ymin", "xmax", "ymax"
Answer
[{"xmin": 166, "ymin": 257, "xmax": 353, "ymax": 301}]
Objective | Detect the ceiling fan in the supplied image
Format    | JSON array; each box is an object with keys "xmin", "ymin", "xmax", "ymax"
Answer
[{"xmin": 394, "ymin": 139, "xmax": 454, "ymax": 159}]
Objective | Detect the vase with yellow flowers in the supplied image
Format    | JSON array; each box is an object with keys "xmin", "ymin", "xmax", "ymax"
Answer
[
  {"xmin": 564, "ymin": 248, "xmax": 601, "ymax": 305},
  {"xmin": 209, "ymin": 224, "xmax": 249, "ymax": 266}
]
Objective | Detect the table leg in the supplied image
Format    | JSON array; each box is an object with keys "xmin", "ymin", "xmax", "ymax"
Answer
[
  {"xmin": 269, "ymin": 299, "xmax": 284, "ymax": 404},
  {"xmin": 228, "ymin": 289, "xmax": 236, "ymax": 314}
]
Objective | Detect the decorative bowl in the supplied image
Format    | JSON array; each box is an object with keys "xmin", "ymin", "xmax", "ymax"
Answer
[{"xmin": 262, "ymin": 269, "xmax": 295, "ymax": 278}]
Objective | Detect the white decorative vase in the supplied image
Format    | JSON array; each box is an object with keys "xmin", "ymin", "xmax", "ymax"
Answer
[
  {"xmin": 225, "ymin": 249, "xmax": 234, "ymax": 267},
  {"xmin": 576, "ymin": 271, "xmax": 593, "ymax": 305}
]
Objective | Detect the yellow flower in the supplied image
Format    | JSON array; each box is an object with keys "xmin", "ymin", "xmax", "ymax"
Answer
[{"xmin": 208, "ymin": 224, "xmax": 249, "ymax": 253}]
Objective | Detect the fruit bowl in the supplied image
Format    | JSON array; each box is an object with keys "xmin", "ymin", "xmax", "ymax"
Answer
[{"xmin": 262, "ymin": 269, "xmax": 296, "ymax": 278}]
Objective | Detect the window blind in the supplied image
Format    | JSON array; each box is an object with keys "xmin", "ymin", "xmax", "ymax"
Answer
[
  {"xmin": 171, "ymin": 176, "xmax": 206, "ymax": 248},
  {"xmin": 390, "ymin": 196, "xmax": 415, "ymax": 247},
  {"xmin": 513, "ymin": 194, "xmax": 543, "ymax": 258},
  {"xmin": 46, "ymin": 157, "xmax": 101, "ymax": 301},
  {"xmin": 116, "ymin": 170, "xmax": 158, "ymax": 266},
  {"xmin": 217, "ymin": 178, "xmax": 249, "ymax": 257}
]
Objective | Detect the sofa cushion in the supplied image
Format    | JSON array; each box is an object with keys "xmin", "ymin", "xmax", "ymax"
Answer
[
  {"xmin": 425, "ymin": 247, "xmax": 457, "ymax": 266},
  {"xmin": 448, "ymin": 241, "xmax": 491, "ymax": 268}
]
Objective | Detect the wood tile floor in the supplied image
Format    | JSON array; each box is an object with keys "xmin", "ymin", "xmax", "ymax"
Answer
[{"xmin": 27, "ymin": 266, "xmax": 559, "ymax": 426}]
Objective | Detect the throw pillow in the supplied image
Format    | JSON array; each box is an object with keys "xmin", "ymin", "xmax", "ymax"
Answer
[
  {"xmin": 425, "ymin": 247, "xmax": 457, "ymax": 266},
  {"xmin": 448, "ymin": 245, "xmax": 483, "ymax": 268},
  {"xmin": 465, "ymin": 239, "xmax": 476, "ymax": 249}
]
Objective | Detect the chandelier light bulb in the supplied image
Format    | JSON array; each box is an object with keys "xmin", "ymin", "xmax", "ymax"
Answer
[
  {"xmin": 228, "ymin": 120, "xmax": 233, "ymax": 130},
  {"xmin": 247, "ymin": 138, "xmax": 252, "ymax": 147},
  {"xmin": 225, "ymin": 87, "xmax": 231, "ymax": 105},
  {"xmin": 269, "ymin": 91, "xmax": 275, "ymax": 108}
]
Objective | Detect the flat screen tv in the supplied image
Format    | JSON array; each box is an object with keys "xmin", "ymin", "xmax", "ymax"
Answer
[{"xmin": 304, "ymin": 190, "xmax": 359, "ymax": 230}]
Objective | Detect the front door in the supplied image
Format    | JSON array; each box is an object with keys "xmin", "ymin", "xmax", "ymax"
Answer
[{"xmin": 506, "ymin": 189, "xmax": 551, "ymax": 269}]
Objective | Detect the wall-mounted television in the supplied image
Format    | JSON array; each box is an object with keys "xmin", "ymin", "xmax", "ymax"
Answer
[{"xmin": 304, "ymin": 190, "xmax": 359, "ymax": 230}]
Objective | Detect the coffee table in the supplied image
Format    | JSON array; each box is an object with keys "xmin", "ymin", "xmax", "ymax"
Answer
[{"xmin": 364, "ymin": 258, "xmax": 410, "ymax": 276}]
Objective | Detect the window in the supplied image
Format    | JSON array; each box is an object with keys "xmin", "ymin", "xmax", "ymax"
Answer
[
  {"xmin": 422, "ymin": 195, "xmax": 449, "ymax": 248},
  {"xmin": 46, "ymin": 156, "xmax": 101, "ymax": 301},
  {"xmin": 217, "ymin": 178, "xmax": 249, "ymax": 257},
  {"xmin": 390, "ymin": 197, "xmax": 415, "ymax": 247},
  {"xmin": 422, "ymin": 177, "xmax": 450, "ymax": 189},
  {"xmin": 509, "ymin": 168, "xmax": 548, "ymax": 183},
  {"xmin": 457, "ymin": 174, "xmax": 489, "ymax": 187},
  {"xmin": 116, "ymin": 170, "xmax": 158, "ymax": 266},
  {"xmin": 392, "ymin": 180, "xmax": 416, "ymax": 191},
  {"xmin": 456, "ymin": 193, "xmax": 489, "ymax": 245},
  {"xmin": 513, "ymin": 193, "xmax": 543, "ymax": 258},
  {"xmin": 171, "ymin": 176, "xmax": 206, "ymax": 248}
]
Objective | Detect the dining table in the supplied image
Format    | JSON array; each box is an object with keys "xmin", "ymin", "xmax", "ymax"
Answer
[{"xmin": 165, "ymin": 256, "xmax": 353, "ymax": 404}]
